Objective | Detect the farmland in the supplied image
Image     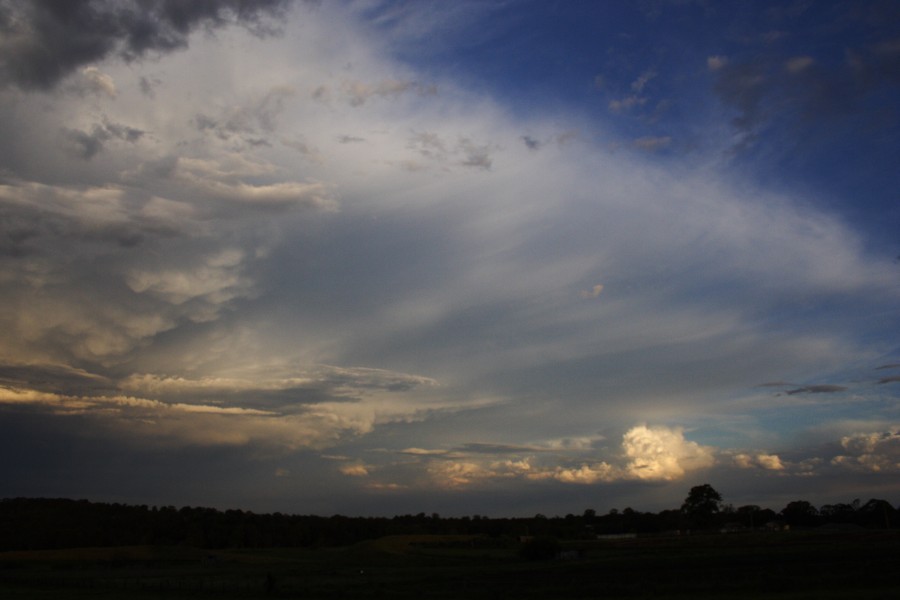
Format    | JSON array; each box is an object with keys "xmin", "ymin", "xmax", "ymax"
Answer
[{"xmin": 2, "ymin": 529, "xmax": 899, "ymax": 599}]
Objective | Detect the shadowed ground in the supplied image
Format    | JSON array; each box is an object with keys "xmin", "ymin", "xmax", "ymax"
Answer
[{"xmin": 1, "ymin": 530, "xmax": 899, "ymax": 598}]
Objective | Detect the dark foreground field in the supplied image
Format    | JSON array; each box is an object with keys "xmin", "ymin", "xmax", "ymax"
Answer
[{"xmin": 2, "ymin": 530, "xmax": 899, "ymax": 599}]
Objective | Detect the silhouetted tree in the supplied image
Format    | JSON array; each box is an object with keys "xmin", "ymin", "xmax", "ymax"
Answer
[
  {"xmin": 781, "ymin": 500, "xmax": 819, "ymax": 528},
  {"xmin": 857, "ymin": 499, "xmax": 896, "ymax": 529},
  {"xmin": 681, "ymin": 484, "xmax": 723, "ymax": 529}
]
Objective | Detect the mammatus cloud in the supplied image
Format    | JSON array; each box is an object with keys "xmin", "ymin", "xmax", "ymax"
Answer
[{"xmin": 0, "ymin": 0, "xmax": 293, "ymax": 90}]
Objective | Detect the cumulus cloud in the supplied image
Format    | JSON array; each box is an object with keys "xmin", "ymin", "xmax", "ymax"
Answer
[
  {"xmin": 622, "ymin": 425, "xmax": 715, "ymax": 481},
  {"xmin": 832, "ymin": 429, "xmax": 900, "ymax": 472},
  {"xmin": 540, "ymin": 462, "xmax": 618, "ymax": 485},
  {"xmin": 734, "ymin": 452, "xmax": 785, "ymax": 470},
  {"xmin": 339, "ymin": 463, "xmax": 370, "ymax": 477},
  {"xmin": 390, "ymin": 426, "xmax": 717, "ymax": 490}
]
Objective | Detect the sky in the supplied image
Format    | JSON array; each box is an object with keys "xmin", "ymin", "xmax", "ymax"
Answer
[{"xmin": 1, "ymin": 0, "xmax": 899, "ymax": 518}]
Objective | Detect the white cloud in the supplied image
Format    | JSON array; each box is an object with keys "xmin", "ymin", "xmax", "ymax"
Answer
[{"xmin": 622, "ymin": 425, "xmax": 715, "ymax": 481}]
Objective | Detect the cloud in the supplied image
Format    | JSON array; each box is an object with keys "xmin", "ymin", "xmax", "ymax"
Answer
[
  {"xmin": 62, "ymin": 120, "xmax": 145, "ymax": 160},
  {"xmin": 632, "ymin": 136, "xmax": 672, "ymax": 152},
  {"xmin": 711, "ymin": 19, "xmax": 900, "ymax": 147},
  {"xmin": 832, "ymin": 429, "xmax": 900, "ymax": 472},
  {"xmin": 707, "ymin": 55, "xmax": 728, "ymax": 71},
  {"xmin": 631, "ymin": 69, "xmax": 657, "ymax": 93},
  {"xmin": 135, "ymin": 155, "xmax": 335, "ymax": 210},
  {"xmin": 0, "ymin": 361, "xmax": 445, "ymax": 452},
  {"xmin": 734, "ymin": 452, "xmax": 785, "ymax": 470},
  {"xmin": 580, "ymin": 284, "xmax": 604, "ymax": 299},
  {"xmin": 785, "ymin": 385, "xmax": 848, "ymax": 395},
  {"xmin": 0, "ymin": 0, "xmax": 293, "ymax": 91},
  {"xmin": 541, "ymin": 462, "xmax": 617, "ymax": 485},
  {"xmin": 387, "ymin": 426, "xmax": 717, "ymax": 490},
  {"xmin": 0, "ymin": 1, "xmax": 898, "ymax": 512},
  {"xmin": 522, "ymin": 135, "xmax": 541, "ymax": 150},
  {"xmin": 342, "ymin": 79, "xmax": 436, "ymax": 106},
  {"xmin": 74, "ymin": 66, "xmax": 117, "ymax": 97},
  {"xmin": 339, "ymin": 463, "xmax": 370, "ymax": 477},
  {"xmin": 608, "ymin": 95, "xmax": 647, "ymax": 113},
  {"xmin": 785, "ymin": 56, "xmax": 814, "ymax": 73},
  {"xmin": 622, "ymin": 425, "xmax": 715, "ymax": 481},
  {"xmin": 193, "ymin": 86, "xmax": 297, "ymax": 146}
]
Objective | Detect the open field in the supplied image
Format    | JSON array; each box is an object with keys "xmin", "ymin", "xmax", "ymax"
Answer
[{"xmin": 2, "ymin": 530, "xmax": 899, "ymax": 599}]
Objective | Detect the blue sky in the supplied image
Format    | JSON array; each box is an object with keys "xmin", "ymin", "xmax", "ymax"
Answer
[{"xmin": 1, "ymin": 0, "xmax": 899, "ymax": 517}]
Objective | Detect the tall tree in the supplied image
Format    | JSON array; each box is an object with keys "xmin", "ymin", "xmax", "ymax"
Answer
[{"xmin": 681, "ymin": 484, "xmax": 723, "ymax": 529}]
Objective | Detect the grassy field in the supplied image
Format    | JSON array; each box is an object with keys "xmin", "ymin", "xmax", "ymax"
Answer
[{"xmin": 1, "ymin": 530, "xmax": 899, "ymax": 598}]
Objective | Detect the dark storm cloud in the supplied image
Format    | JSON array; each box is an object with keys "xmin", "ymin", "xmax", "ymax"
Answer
[
  {"xmin": 877, "ymin": 375, "xmax": 900, "ymax": 385},
  {"xmin": 0, "ymin": 0, "xmax": 293, "ymax": 91}
]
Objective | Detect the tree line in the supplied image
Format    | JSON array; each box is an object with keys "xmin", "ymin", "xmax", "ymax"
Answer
[{"xmin": 1, "ymin": 486, "xmax": 896, "ymax": 551}]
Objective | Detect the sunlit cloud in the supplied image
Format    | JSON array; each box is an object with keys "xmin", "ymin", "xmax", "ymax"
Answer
[
  {"xmin": 832, "ymin": 429, "xmax": 900, "ymax": 473},
  {"xmin": 622, "ymin": 425, "xmax": 716, "ymax": 481},
  {"xmin": 734, "ymin": 453, "xmax": 785, "ymax": 471}
]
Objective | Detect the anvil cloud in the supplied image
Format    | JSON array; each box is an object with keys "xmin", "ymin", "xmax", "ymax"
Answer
[{"xmin": 1, "ymin": 0, "xmax": 899, "ymax": 516}]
